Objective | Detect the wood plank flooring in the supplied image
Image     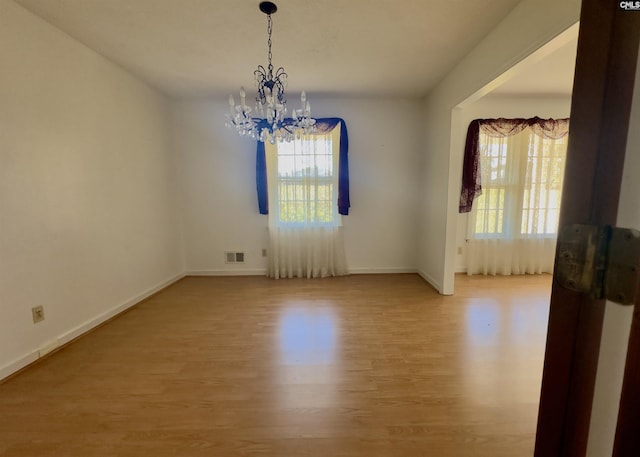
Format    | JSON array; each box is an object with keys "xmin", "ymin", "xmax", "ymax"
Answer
[{"xmin": 0, "ymin": 274, "xmax": 551, "ymax": 456}]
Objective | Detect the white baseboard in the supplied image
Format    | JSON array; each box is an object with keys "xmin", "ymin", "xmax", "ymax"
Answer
[
  {"xmin": 0, "ymin": 272, "xmax": 185, "ymax": 382},
  {"xmin": 188, "ymin": 268, "xmax": 419, "ymax": 276},
  {"xmin": 57, "ymin": 272, "xmax": 185, "ymax": 348},
  {"xmin": 0, "ymin": 352, "xmax": 39, "ymax": 382},
  {"xmin": 186, "ymin": 269, "xmax": 267, "ymax": 276},
  {"xmin": 417, "ymin": 269, "xmax": 443, "ymax": 293},
  {"xmin": 38, "ymin": 340, "xmax": 60, "ymax": 357},
  {"xmin": 347, "ymin": 267, "xmax": 417, "ymax": 274}
]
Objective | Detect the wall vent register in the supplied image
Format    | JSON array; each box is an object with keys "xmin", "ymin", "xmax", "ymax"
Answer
[{"xmin": 225, "ymin": 252, "xmax": 245, "ymax": 264}]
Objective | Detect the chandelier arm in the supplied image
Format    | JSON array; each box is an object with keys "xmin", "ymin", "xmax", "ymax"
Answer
[
  {"xmin": 254, "ymin": 66, "xmax": 269, "ymax": 104},
  {"xmin": 281, "ymin": 123, "xmax": 296, "ymax": 134}
]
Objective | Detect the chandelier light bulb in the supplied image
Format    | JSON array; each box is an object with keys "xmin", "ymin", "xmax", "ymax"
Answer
[{"xmin": 228, "ymin": 94, "xmax": 235, "ymax": 117}]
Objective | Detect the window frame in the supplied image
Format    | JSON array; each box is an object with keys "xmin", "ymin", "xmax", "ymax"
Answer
[
  {"xmin": 470, "ymin": 129, "xmax": 568, "ymax": 240},
  {"xmin": 265, "ymin": 125, "xmax": 342, "ymax": 228}
]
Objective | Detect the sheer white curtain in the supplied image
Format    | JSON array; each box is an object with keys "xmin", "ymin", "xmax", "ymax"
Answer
[
  {"xmin": 266, "ymin": 126, "xmax": 347, "ymax": 279},
  {"xmin": 467, "ymin": 124, "xmax": 568, "ymax": 275},
  {"xmin": 466, "ymin": 236, "xmax": 559, "ymax": 276}
]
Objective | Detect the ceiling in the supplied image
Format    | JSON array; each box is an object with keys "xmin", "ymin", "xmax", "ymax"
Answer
[{"xmin": 15, "ymin": 0, "xmax": 536, "ymax": 99}]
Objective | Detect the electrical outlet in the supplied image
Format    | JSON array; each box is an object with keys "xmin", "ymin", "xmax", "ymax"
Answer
[
  {"xmin": 457, "ymin": 247, "xmax": 463, "ymax": 255},
  {"xmin": 32, "ymin": 306, "xmax": 45, "ymax": 324},
  {"xmin": 262, "ymin": 248, "xmax": 267, "ymax": 257}
]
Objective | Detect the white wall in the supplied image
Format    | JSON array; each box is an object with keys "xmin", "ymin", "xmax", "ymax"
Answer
[
  {"xmin": 417, "ymin": 0, "xmax": 581, "ymax": 294},
  {"xmin": 174, "ymin": 97, "xmax": 423, "ymax": 275},
  {"xmin": 453, "ymin": 95, "xmax": 572, "ymax": 272},
  {"xmin": 0, "ymin": 0, "xmax": 184, "ymax": 379},
  {"xmin": 172, "ymin": 101, "xmax": 268, "ymax": 275}
]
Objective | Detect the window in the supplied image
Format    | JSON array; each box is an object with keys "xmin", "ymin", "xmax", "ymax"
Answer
[
  {"xmin": 265, "ymin": 125, "xmax": 341, "ymax": 227},
  {"xmin": 260, "ymin": 119, "xmax": 349, "ymax": 279},
  {"xmin": 472, "ymin": 128, "xmax": 568, "ymax": 238},
  {"xmin": 460, "ymin": 117, "xmax": 568, "ymax": 276}
]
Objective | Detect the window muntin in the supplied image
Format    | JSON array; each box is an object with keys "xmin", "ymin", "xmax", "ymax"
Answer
[
  {"xmin": 266, "ymin": 126, "xmax": 341, "ymax": 227},
  {"xmin": 473, "ymin": 130, "xmax": 567, "ymax": 239}
]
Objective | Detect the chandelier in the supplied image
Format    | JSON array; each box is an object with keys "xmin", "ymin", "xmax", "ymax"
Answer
[{"xmin": 225, "ymin": 1, "xmax": 315, "ymax": 144}]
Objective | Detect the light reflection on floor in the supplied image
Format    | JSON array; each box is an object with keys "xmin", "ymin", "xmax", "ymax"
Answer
[
  {"xmin": 275, "ymin": 305, "xmax": 340, "ymax": 409},
  {"xmin": 465, "ymin": 301, "xmax": 501, "ymax": 346},
  {"xmin": 463, "ymin": 296, "xmax": 550, "ymax": 408},
  {"xmin": 278, "ymin": 306, "xmax": 338, "ymax": 366}
]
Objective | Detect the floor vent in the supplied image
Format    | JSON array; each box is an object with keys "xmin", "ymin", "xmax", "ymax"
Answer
[{"xmin": 225, "ymin": 252, "xmax": 245, "ymax": 264}]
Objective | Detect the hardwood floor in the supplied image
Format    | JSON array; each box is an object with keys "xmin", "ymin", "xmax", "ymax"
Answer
[{"xmin": 0, "ymin": 274, "xmax": 552, "ymax": 456}]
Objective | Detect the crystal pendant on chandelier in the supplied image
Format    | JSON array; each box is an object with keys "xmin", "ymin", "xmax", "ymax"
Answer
[{"xmin": 225, "ymin": 1, "xmax": 315, "ymax": 144}]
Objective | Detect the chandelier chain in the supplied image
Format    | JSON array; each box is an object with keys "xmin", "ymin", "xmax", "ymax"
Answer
[{"xmin": 267, "ymin": 14, "xmax": 273, "ymax": 76}]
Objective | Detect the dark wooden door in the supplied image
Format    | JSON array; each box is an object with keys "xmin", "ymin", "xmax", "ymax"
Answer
[{"xmin": 534, "ymin": 1, "xmax": 640, "ymax": 456}]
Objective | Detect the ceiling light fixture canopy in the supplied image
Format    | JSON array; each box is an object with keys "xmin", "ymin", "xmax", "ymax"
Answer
[{"xmin": 226, "ymin": 1, "xmax": 315, "ymax": 144}]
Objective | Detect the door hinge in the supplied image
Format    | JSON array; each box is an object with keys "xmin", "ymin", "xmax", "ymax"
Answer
[{"xmin": 556, "ymin": 224, "xmax": 640, "ymax": 305}]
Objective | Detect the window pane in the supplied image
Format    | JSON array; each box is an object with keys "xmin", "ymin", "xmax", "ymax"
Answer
[
  {"xmin": 474, "ymin": 129, "xmax": 567, "ymax": 238},
  {"xmin": 271, "ymin": 128, "xmax": 340, "ymax": 226},
  {"xmin": 520, "ymin": 136, "xmax": 567, "ymax": 235},
  {"xmin": 474, "ymin": 188, "xmax": 505, "ymax": 235}
]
